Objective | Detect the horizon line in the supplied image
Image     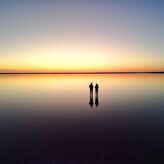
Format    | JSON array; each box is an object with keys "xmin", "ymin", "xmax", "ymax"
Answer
[{"xmin": 0, "ymin": 71, "xmax": 164, "ymax": 74}]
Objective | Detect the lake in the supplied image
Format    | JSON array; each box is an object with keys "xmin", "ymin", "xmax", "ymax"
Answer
[{"xmin": 0, "ymin": 74, "xmax": 164, "ymax": 163}]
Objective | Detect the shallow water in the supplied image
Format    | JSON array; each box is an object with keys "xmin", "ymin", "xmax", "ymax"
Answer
[{"xmin": 0, "ymin": 74, "xmax": 164, "ymax": 163}]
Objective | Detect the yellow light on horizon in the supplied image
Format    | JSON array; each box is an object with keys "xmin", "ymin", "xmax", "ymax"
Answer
[{"xmin": 0, "ymin": 42, "xmax": 164, "ymax": 72}]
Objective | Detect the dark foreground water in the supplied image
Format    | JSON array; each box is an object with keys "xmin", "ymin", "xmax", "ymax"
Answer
[{"xmin": 0, "ymin": 74, "xmax": 164, "ymax": 163}]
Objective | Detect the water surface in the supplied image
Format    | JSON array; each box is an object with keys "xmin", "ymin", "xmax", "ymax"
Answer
[{"xmin": 0, "ymin": 74, "xmax": 164, "ymax": 163}]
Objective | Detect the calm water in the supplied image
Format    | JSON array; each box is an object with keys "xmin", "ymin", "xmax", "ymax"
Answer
[{"xmin": 0, "ymin": 74, "xmax": 164, "ymax": 163}]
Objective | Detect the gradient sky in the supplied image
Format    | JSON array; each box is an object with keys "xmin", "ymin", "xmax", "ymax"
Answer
[{"xmin": 0, "ymin": 0, "xmax": 164, "ymax": 72}]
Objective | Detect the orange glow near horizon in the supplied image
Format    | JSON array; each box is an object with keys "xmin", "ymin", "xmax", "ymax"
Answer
[{"xmin": 0, "ymin": 44, "xmax": 163, "ymax": 73}]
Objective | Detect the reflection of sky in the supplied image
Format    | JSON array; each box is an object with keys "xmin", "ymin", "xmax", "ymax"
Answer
[
  {"xmin": 0, "ymin": 74, "xmax": 164, "ymax": 117},
  {"xmin": 0, "ymin": 0, "xmax": 164, "ymax": 72},
  {"xmin": 0, "ymin": 74, "xmax": 164, "ymax": 161}
]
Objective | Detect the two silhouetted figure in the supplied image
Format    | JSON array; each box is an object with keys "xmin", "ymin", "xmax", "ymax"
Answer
[
  {"xmin": 89, "ymin": 83, "xmax": 99, "ymax": 92},
  {"xmin": 89, "ymin": 83, "xmax": 99, "ymax": 107}
]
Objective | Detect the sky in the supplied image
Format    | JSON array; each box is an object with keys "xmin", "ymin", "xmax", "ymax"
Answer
[{"xmin": 0, "ymin": 0, "xmax": 164, "ymax": 73}]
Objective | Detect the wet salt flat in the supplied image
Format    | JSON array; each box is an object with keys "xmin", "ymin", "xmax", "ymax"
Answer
[{"xmin": 0, "ymin": 74, "xmax": 164, "ymax": 163}]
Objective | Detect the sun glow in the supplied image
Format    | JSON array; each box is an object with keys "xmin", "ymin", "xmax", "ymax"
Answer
[{"xmin": 0, "ymin": 39, "xmax": 163, "ymax": 73}]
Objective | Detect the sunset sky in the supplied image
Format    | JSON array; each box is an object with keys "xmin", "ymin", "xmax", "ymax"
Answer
[{"xmin": 0, "ymin": 0, "xmax": 164, "ymax": 73}]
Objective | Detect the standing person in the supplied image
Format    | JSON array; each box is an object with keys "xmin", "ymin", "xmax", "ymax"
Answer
[
  {"xmin": 95, "ymin": 83, "xmax": 99, "ymax": 92},
  {"xmin": 89, "ymin": 82, "xmax": 94, "ymax": 92}
]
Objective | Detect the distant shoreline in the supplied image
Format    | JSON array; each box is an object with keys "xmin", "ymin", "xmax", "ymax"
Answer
[{"xmin": 0, "ymin": 72, "xmax": 164, "ymax": 74}]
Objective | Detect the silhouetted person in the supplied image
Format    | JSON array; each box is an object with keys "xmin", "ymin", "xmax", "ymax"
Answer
[
  {"xmin": 95, "ymin": 83, "xmax": 99, "ymax": 92},
  {"xmin": 89, "ymin": 90, "xmax": 94, "ymax": 107},
  {"xmin": 89, "ymin": 83, "xmax": 94, "ymax": 92}
]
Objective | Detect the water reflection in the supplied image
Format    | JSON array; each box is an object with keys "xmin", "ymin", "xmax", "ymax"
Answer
[
  {"xmin": 95, "ymin": 90, "xmax": 99, "ymax": 107},
  {"xmin": 89, "ymin": 90, "xmax": 94, "ymax": 107},
  {"xmin": 0, "ymin": 74, "xmax": 164, "ymax": 162}
]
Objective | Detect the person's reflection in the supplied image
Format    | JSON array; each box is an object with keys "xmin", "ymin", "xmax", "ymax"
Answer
[
  {"xmin": 95, "ymin": 90, "xmax": 99, "ymax": 107},
  {"xmin": 89, "ymin": 90, "xmax": 94, "ymax": 107},
  {"xmin": 95, "ymin": 83, "xmax": 99, "ymax": 107}
]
